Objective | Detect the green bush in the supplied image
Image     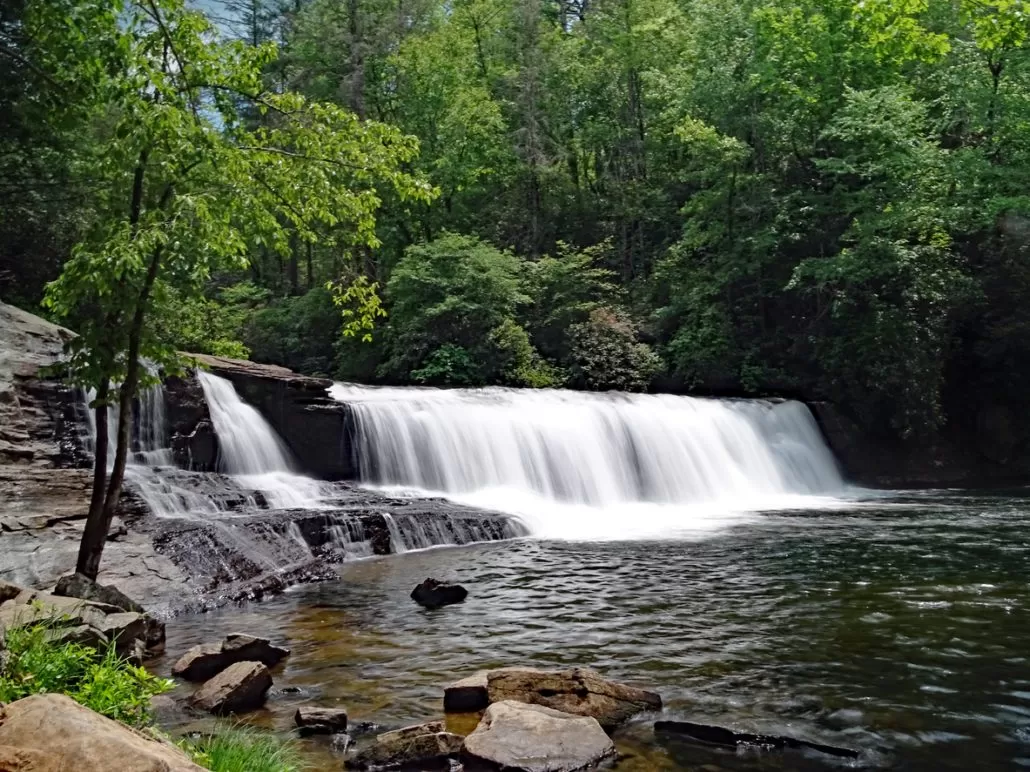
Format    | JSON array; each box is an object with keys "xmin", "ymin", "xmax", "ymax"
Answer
[
  {"xmin": 244, "ymin": 287, "xmax": 341, "ymax": 377},
  {"xmin": 182, "ymin": 725, "xmax": 305, "ymax": 772},
  {"xmin": 0, "ymin": 621, "xmax": 173, "ymax": 727},
  {"xmin": 566, "ymin": 307, "xmax": 663, "ymax": 392}
]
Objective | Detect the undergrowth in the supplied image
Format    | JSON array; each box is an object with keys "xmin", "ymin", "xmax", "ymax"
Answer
[
  {"xmin": 181, "ymin": 724, "xmax": 305, "ymax": 772},
  {"xmin": 0, "ymin": 618, "xmax": 173, "ymax": 726}
]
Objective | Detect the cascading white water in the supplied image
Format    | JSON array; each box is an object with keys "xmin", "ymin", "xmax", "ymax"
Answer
[
  {"xmin": 197, "ymin": 372, "xmax": 326, "ymax": 509},
  {"xmin": 332, "ymin": 385, "xmax": 852, "ymax": 539}
]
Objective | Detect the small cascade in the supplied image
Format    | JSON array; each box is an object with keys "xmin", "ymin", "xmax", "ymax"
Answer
[
  {"xmin": 333, "ymin": 384, "xmax": 851, "ymax": 539},
  {"xmin": 197, "ymin": 372, "xmax": 327, "ymax": 509}
]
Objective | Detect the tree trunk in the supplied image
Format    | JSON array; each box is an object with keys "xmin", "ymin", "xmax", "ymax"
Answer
[
  {"xmin": 75, "ymin": 383, "xmax": 111, "ymax": 578},
  {"xmin": 306, "ymin": 241, "xmax": 314, "ymax": 290}
]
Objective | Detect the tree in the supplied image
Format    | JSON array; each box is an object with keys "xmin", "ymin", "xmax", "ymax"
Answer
[{"xmin": 35, "ymin": 0, "xmax": 432, "ymax": 579}]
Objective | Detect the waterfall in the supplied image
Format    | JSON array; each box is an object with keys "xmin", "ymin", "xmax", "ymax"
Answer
[
  {"xmin": 332, "ymin": 385, "xmax": 850, "ymax": 539},
  {"xmin": 197, "ymin": 372, "xmax": 326, "ymax": 509}
]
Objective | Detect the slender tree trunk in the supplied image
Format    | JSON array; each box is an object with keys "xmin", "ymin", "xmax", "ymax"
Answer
[
  {"xmin": 75, "ymin": 382, "xmax": 110, "ymax": 577},
  {"xmin": 306, "ymin": 241, "xmax": 314, "ymax": 290},
  {"xmin": 288, "ymin": 232, "xmax": 300, "ymax": 294}
]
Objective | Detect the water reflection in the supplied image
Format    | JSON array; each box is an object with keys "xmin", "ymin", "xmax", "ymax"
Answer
[{"xmin": 157, "ymin": 492, "xmax": 1030, "ymax": 770}]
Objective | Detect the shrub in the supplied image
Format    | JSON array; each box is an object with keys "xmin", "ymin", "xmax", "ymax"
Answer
[
  {"xmin": 182, "ymin": 725, "xmax": 305, "ymax": 772},
  {"xmin": 565, "ymin": 307, "xmax": 663, "ymax": 391},
  {"xmin": 0, "ymin": 620, "xmax": 173, "ymax": 727}
]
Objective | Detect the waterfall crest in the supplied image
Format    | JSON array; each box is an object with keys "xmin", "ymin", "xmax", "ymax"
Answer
[{"xmin": 333, "ymin": 385, "xmax": 849, "ymax": 538}]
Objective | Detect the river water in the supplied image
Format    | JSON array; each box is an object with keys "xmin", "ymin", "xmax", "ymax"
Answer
[{"xmin": 159, "ymin": 489, "xmax": 1030, "ymax": 771}]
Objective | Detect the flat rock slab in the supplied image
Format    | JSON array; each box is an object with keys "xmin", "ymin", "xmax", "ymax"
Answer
[
  {"xmin": 446, "ymin": 667, "xmax": 661, "ymax": 731},
  {"xmin": 348, "ymin": 720, "xmax": 464, "ymax": 770},
  {"xmin": 190, "ymin": 660, "xmax": 272, "ymax": 715},
  {"xmin": 295, "ymin": 706, "xmax": 349, "ymax": 735},
  {"xmin": 654, "ymin": 720, "xmax": 860, "ymax": 759},
  {"xmin": 0, "ymin": 693, "xmax": 205, "ymax": 771},
  {"xmin": 462, "ymin": 701, "xmax": 616, "ymax": 772},
  {"xmin": 173, "ymin": 632, "xmax": 289, "ymax": 681},
  {"xmin": 411, "ymin": 578, "xmax": 468, "ymax": 609}
]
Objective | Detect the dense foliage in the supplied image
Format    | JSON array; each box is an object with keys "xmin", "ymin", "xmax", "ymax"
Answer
[
  {"xmin": 2, "ymin": 0, "xmax": 1029, "ymax": 448},
  {"xmin": 0, "ymin": 621, "xmax": 172, "ymax": 727}
]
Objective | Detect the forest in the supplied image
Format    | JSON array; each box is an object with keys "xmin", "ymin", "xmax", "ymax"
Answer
[{"xmin": 1, "ymin": 0, "xmax": 1028, "ymax": 447}]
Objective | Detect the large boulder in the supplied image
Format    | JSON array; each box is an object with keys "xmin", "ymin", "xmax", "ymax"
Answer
[
  {"xmin": 295, "ymin": 706, "xmax": 349, "ymax": 735},
  {"xmin": 190, "ymin": 660, "xmax": 272, "ymax": 715},
  {"xmin": 173, "ymin": 633, "xmax": 289, "ymax": 682},
  {"xmin": 411, "ymin": 578, "xmax": 468, "ymax": 610},
  {"xmin": 53, "ymin": 572, "xmax": 143, "ymax": 613},
  {"xmin": 0, "ymin": 693, "xmax": 206, "ymax": 771},
  {"xmin": 347, "ymin": 720, "xmax": 464, "ymax": 770},
  {"xmin": 462, "ymin": 701, "xmax": 616, "ymax": 772},
  {"xmin": 445, "ymin": 667, "xmax": 662, "ymax": 731}
]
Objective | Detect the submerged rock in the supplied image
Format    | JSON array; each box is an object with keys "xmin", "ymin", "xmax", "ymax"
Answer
[
  {"xmin": 445, "ymin": 667, "xmax": 661, "ymax": 732},
  {"xmin": 462, "ymin": 700, "xmax": 616, "ymax": 772},
  {"xmin": 654, "ymin": 720, "xmax": 860, "ymax": 759},
  {"xmin": 348, "ymin": 720, "xmax": 464, "ymax": 770},
  {"xmin": 172, "ymin": 632, "xmax": 289, "ymax": 682},
  {"xmin": 411, "ymin": 578, "xmax": 468, "ymax": 610},
  {"xmin": 190, "ymin": 661, "xmax": 273, "ymax": 715},
  {"xmin": 295, "ymin": 706, "xmax": 349, "ymax": 735},
  {"xmin": 0, "ymin": 693, "xmax": 205, "ymax": 771}
]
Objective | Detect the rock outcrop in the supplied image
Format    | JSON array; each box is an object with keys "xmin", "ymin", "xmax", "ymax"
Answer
[
  {"xmin": 411, "ymin": 578, "xmax": 468, "ymax": 610},
  {"xmin": 0, "ymin": 694, "xmax": 206, "ymax": 772},
  {"xmin": 190, "ymin": 660, "xmax": 273, "ymax": 715},
  {"xmin": 445, "ymin": 667, "xmax": 661, "ymax": 732},
  {"xmin": 347, "ymin": 721, "xmax": 464, "ymax": 770},
  {"xmin": 190, "ymin": 354, "xmax": 354, "ymax": 480},
  {"xmin": 173, "ymin": 633, "xmax": 289, "ymax": 682},
  {"xmin": 462, "ymin": 701, "xmax": 616, "ymax": 772}
]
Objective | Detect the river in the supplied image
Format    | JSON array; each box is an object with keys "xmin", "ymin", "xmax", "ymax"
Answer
[{"xmin": 159, "ymin": 488, "xmax": 1030, "ymax": 771}]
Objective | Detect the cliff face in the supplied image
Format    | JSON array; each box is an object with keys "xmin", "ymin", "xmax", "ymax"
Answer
[{"xmin": 185, "ymin": 354, "xmax": 355, "ymax": 480}]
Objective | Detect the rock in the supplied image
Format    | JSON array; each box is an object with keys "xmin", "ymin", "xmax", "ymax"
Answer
[
  {"xmin": 445, "ymin": 672, "xmax": 491, "ymax": 713},
  {"xmin": 53, "ymin": 573, "xmax": 144, "ymax": 613},
  {"xmin": 446, "ymin": 667, "xmax": 662, "ymax": 732},
  {"xmin": 0, "ymin": 693, "xmax": 206, "ymax": 771},
  {"xmin": 0, "ymin": 745, "xmax": 62, "ymax": 771},
  {"xmin": 173, "ymin": 633, "xmax": 289, "ymax": 682},
  {"xmin": 44, "ymin": 624, "xmax": 109, "ymax": 650},
  {"xmin": 190, "ymin": 661, "xmax": 272, "ymax": 715},
  {"xmin": 0, "ymin": 581, "xmax": 22, "ymax": 605},
  {"xmin": 295, "ymin": 706, "xmax": 349, "ymax": 735},
  {"xmin": 462, "ymin": 701, "xmax": 616, "ymax": 772},
  {"xmin": 411, "ymin": 578, "xmax": 468, "ymax": 610},
  {"xmin": 653, "ymin": 720, "xmax": 860, "ymax": 759},
  {"xmin": 106, "ymin": 517, "xmax": 129, "ymax": 542},
  {"xmin": 348, "ymin": 720, "xmax": 464, "ymax": 770},
  {"xmin": 96, "ymin": 611, "xmax": 148, "ymax": 648}
]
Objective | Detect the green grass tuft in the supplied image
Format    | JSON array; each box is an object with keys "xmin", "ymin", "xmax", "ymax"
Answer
[{"xmin": 182, "ymin": 725, "xmax": 306, "ymax": 772}]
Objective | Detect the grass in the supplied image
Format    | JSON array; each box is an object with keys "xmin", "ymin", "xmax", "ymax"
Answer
[
  {"xmin": 0, "ymin": 618, "xmax": 173, "ymax": 727},
  {"xmin": 181, "ymin": 725, "xmax": 306, "ymax": 772}
]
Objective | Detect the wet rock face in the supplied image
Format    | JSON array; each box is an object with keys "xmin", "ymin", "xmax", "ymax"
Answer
[
  {"xmin": 445, "ymin": 668, "xmax": 662, "ymax": 733},
  {"xmin": 190, "ymin": 660, "xmax": 273, "ymax": 715},
  {"xmin": 653, "ymin": 720, "xmax": 860, "ymax": 760},
  {"xmin": 412, "ymin": 578, "xmax": 469, "ymax": 610},
  {"xmin": 462, "ymin": 701, "xmax": 616, "ymax": 772},
  {"xmin": 0, "ymin": 694, "xmax": 206, "ymax": 772},
  {"xmin": 348, "ymin": 721, "xmax": 464, "ymax": 770},
  {"xmin": 189, "ymin": 354, "xmax": 354, "ymax": 480}
]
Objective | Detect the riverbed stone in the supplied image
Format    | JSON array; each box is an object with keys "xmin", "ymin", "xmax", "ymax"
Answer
[
  {"xmin": 173, "ymin": 633, "xmax": 290, "ymax": 682},
  {"xmin": 443, "ymin": 667, "xmax": 661, "ymax": 731},
  {"xmin": 53, "ymin": 572, "xmax": 144, "ymax": 613},
  {"xmin": 295, "ymin": 706, "xmax": 349, "ymax": 735},
  {"xmin": 0, "ymin": 693, "xmax": 206, "ymax": 771},
  {"xmin": 653, "ymin": 720, "xmax": 859, "ymax": 759},
  {"xmin": 411, "ymin": 578, "xmax": 468, "ymax": 609},
  {"xmin": 348, "ymin": 720, "xmax": 464, "ymax": 770},
  {"xmin": 190, "ymin": 661, "xmax": 273, "ymax": 715},
  {"xmin": 462, "ymin": 700, "xmax": 616, "ymax": 772}
]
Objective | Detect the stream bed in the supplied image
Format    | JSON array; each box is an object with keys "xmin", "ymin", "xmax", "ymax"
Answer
[{"xmin": 156, "ymin": 490, "xmax": 1030, "ymax": 771}]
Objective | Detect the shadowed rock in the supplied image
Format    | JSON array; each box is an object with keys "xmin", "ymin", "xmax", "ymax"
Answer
[
  {"xmin": 173, "ymin": 633, "xmax": 289, "ymax": 682},
  {"xmin": 190, "ymin": 661, "xmax": 272, "ymax": 715},
  {"xmin": 411, "ymin": 578, "xmax": 468, "ymax": 610},
  {"xmin": 654, "ymin": 720, "xmax": 860, "ymax": 759},
  {"xmin": 347, "ymin": 720, "xmax": 464, "ymax": 770},
  {"xmin": 295, "ymin": 706, "xmax": 349, "ymax": 735},
  {"xmin": 462, "ymin": 701, "xmax": 616, "ymax": 772}
]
